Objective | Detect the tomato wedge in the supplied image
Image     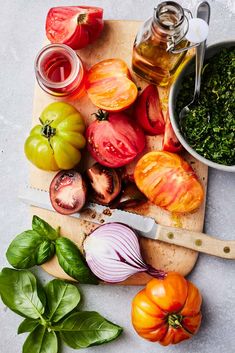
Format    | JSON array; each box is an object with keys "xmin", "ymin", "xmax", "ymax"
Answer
[
  {"xmin": 85, "ymin": 59, "xmax": 138, "ymax": 112},
  {"xmin": 135, "ymin": 85, "xmax": 165, "ymax": 135},
  {"xmin": 134, "ymin": 151, "xmax": 204, "ymax": 213},
  {"xmin": 46, "ymin": 6, "xmax": 104, "ymax": 50},
  {"xmin": 163, "ymin": 110, "xmax": 182, "ymax": 152},
  {"xmin": 86, "ymin": 110, "xmax": 145, "ymax": 167}
]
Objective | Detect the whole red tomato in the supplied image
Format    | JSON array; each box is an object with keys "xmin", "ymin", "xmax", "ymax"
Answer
[
  {"xmin": 85, "ymin": 59, "xmax": 138, "ymax": 112},
  {"xmin": 134, "ymin": 151, "xmax": 204, "ymax": 213},
  {"xmin": 163, "ymin": 110, "xmax": 182, "ymax": 152},
  {"xmin": 135, "ymin": 85, "xmax": 165, "ymax": 135},
  {"xmin": 46, "ymin": 6, "xmax": 104, "ymax": 50},
  {"xmin": 132, "ymin": 272, "xmax": 202, "ymax": 346},
  {"xmin": 86, "ymin": 110, "xmax": 145, "ymax": 168}
]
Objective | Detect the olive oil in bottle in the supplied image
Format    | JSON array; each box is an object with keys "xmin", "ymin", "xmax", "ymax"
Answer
[{"xmin": 132, "ymin": 1, "xmax": 190, "ymax": 86}]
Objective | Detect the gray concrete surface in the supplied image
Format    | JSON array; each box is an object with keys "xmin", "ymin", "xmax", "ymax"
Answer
[{"xmin": 0, "ymin": 1, "xmax": 234, "ymax": 353}]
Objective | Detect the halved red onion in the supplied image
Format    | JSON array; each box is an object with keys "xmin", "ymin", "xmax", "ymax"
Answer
[{"xmin": 83, "ymin": 223, "xmax": 165, "ymax": 283}]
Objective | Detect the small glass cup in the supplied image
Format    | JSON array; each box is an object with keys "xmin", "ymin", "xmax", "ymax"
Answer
[{"xmin": 34, "ymin": 43, "xmax": 85, "ymax": 98}]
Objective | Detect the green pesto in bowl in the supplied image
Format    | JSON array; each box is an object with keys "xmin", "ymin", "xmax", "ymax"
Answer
[{"xmin": 176, "ymin": 47, "xmax": 235, "ymax": 166}]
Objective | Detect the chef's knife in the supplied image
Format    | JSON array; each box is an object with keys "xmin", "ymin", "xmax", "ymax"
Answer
[{"xmin": 19, "ymin": 185, "xmax": 235, "ymax": 260}]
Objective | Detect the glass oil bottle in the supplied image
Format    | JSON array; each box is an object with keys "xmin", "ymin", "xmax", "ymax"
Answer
[{"xmin": 132, "ymin": 1, "xmax": 192, "ymax": 86}]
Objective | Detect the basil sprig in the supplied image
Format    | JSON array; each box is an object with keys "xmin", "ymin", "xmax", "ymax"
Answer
[
  {"xmin": 0, "ymin": 269, "xmax": 122, "ymax": 353},
  {"xmin": 6, "ymin": 216, "xmax": 58, "ymax": 268},
  {"xmin": 6, "ymin": 216, "xmax": 98, "ymax": 284}
]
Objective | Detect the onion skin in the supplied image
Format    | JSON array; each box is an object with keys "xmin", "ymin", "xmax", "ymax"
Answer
[{"xmin": 83, "ymin": 223, "xmax": 165, "ymax": 283}]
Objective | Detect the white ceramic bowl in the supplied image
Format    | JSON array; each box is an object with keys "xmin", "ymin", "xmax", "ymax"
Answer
[{"xmin": 169, "ymin": 41, "xmax": 235, "ymax": 172}]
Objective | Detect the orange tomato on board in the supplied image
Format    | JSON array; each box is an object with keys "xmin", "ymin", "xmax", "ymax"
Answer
[
  {"xmin": 85, "ymin": 59, "xmax": 138, "ymax": 111},
  {"xmin": 132, "ymin": 272, "xmax": 202, "ymax": 346},
  {"xmin": 134, "ymin": 151, "xmax": 204, "ymax": 213}
]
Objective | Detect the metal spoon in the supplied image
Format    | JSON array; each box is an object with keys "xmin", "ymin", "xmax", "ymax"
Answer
[{"xmin": 179, "ymin": 1, "xmax": 210, "ymax": 125}]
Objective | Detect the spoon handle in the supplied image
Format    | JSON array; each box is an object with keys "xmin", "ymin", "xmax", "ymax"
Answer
[{"xmin": 194, "ymin": 1, "xmax": 211, "ymax": 98}]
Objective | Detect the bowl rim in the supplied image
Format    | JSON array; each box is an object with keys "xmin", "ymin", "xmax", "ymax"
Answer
[{"xmin": 169, "ymin": 40, "xmax": 235, "ymax": 172}]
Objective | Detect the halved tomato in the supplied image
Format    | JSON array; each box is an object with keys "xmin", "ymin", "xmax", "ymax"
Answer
[
  {"xmin": 163, "ymin": 110, "xmax": 182, "ymax": 152},
  {"xmin": 85, "ymin": 59, "xmax": 138, "ymax": 111},
  {"xmin": 134, "ymin": 151, "xmax": 204, "ymax": 213},
  {"xmin": 135, "ymin": 85, "xmax": 165, "ymax": 135},
  {"xmin": 86, "ymin": 110, "xmax": 145, "ymax": 168},
  {"xmin": 46, "ymin": 6, "xmax": 104, "ymax": 50}
]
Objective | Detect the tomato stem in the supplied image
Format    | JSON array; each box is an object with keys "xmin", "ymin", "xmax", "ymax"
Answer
[
  {"xmin": 168, "ymin": 314, "xmax": 183, "ymax": 328},
  {"xmin": 93, "ymin": 109, "xmax": 109, "ymax": 121},
  {"xmin": 77, "ymin": 13, "xmax": 87, "ymax": 24},
  {"xmin": 41, "ymin": 120, "xmax": 56, "ymax": 151},
  {"xmin": 41, "ymin": 121, "xmax": 56, "ymax": 139}
]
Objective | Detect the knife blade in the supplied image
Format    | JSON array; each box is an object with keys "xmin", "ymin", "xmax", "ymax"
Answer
[{"xmin": 19, "ymin": 185, "xmax": 235, "ymax": 259}]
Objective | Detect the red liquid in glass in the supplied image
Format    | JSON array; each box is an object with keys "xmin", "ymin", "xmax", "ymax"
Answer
[
  {"xmin": 40, "ymin": 51, "xmax": 85, "ymax": 97},
  {"xmin": 43, "ymin": 52, "xmax": 72, "ymax": 82}
]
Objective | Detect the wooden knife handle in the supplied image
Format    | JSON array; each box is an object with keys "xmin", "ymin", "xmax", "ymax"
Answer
[{"xmin": 156, "ymin": 225, "xmax": 235, "ymax": 259}]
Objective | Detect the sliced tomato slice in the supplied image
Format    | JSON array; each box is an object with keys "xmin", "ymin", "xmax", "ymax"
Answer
[
  {"xmin": 135, "ymin": 85, "xmax": 165, "ymax": 135},
  {"xmin": 162, "ymin": 110, "xmax": 182, "ymax": 152}
]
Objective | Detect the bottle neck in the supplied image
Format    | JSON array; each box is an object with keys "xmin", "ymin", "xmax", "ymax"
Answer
[{"xmin": 151, "ymin": 1, "xmax": 186, "ymax": 43}]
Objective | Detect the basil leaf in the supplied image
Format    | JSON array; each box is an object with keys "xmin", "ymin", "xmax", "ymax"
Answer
[
  {"xmin": 59, "ymin": 311, "xmax": 122, "ymax": 348},
  {"xmin": 6, "ymin": 230, "xmax": 54, "ymax": 269},
  {"xmin": 0, "ymin": 268, "xmax": 45, "ymax": 319},
  {"xmin": 45, "ymin": 279, "xmax": 81, "ymax": 323},
  {"xmin": 32, "ymin": 215, "xmax": 58, "ymax": 240},
  {"xmin": 23, "ymin": 326, "xmax": 58, "ymax": 353},
  {"xmin": 36, "ymin": 240, "xmax": 55, "ymax": 265},
  {"xmin": 18, "ymin": 318, "xmax": 39, "ymax": 334},
  {"xmin": 55, "ymin": 237, "xmax": 98, "ymax": 285}
]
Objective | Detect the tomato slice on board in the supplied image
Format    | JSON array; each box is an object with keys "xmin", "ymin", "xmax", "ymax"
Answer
[
  {"xmin": 134, "ymin": 151, "xmax": 204, "ymax": 213},
  {"xmin": 86, "ymin": 110, "xmax": 145, "ymax": 168},
  {"xmin": 135, "ymin": 85, "xmax": 165, "ymax": 135},
  {"xmin": 46, "ymin": 6, "xmax": 104, "ymax": 50},
  {"xmin": 162, "ymin": 110, "xmax": 182, "ymax": 152},
  {"xmin": 85, "ymin": 59, "xmax": 138, "ymax": 112}
]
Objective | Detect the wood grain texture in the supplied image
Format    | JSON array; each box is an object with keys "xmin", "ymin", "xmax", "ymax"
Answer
[{"xmin": 30, "ymin": 20, "xmax": 208, "ymax": 285}]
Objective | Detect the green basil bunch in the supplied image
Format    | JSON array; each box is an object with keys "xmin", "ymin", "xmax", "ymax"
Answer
[
  {"xmin": 6, "ymin": 216, "xmax": 98, "ymax": 284},
  {"xmin": 0, "ymin": 268, "xmax": 122, "ymax": 352}
]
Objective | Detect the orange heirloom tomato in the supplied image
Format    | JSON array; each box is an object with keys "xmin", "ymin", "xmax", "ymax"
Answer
[
  {"xmin": 132, "ymin": 272, "xmax": 202, "ymax": 346},
  {"xmin": 85, "ymin": 58, "xmax": 138, "ymax": 111},
  {"xmin": 134, "ymin": 151, "xmax": 204, "ymax": 213}
]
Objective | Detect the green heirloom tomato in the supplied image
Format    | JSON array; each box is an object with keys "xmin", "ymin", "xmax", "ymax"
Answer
[{"xmin": 24, "ymin": 102, "xmax": 86, "ymax": 171}]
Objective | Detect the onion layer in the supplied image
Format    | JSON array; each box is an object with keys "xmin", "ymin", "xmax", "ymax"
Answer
[{"xmin": 84, "ymin": 223, "xmax": 165, "ymax": 283}]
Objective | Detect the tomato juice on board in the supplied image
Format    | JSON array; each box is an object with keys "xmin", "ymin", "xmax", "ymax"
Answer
[{"xmin": 35, "ymin": 44, "xmax": 85, "ymax": 98}]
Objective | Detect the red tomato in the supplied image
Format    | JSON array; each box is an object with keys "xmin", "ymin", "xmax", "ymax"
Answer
[
  {"xmin": 86, "ymin": 110, "xmax": 145, "ymax": 168},
  {"xmin": 85, "ymin": 59, "xmax": 138, "ymax": 112},
  {"xmin": 163, "ymin": 110, "xmax": 182, "ymax": 152},
  {"xmin": 135, "ymin": 85, "xmax": 165, "ymax": 135},
  {"xmin": 134, "ymin": 151, "xmax": 204, "ymax": 213},
  {"xmin": 46, "ymin": 6, "xmax": 104, "ymax": 50}
]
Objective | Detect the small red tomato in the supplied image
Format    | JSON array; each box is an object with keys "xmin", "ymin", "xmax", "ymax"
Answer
[
  {"xmin": 163, "ymin": 110, "xmax": 182, "ymax": 152},
  {"xmin": 135, "ymin": 85, "xmax": 165, "ymax": 135},
  {"xmin": 46, "ymin": 6, "xmax": 104, "ymax": 50},
  {"xmin": 86, "ymin": 110, "xmax": 146, "ymax": 168},
  {"xmin": 85, "ymin": 59, "xmax": 138, "ymax": 112}
]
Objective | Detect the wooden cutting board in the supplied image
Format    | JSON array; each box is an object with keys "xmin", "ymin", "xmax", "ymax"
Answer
[{"xmin": 29, "ymin": 20, "xmax": 208, "ymax": 285}]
